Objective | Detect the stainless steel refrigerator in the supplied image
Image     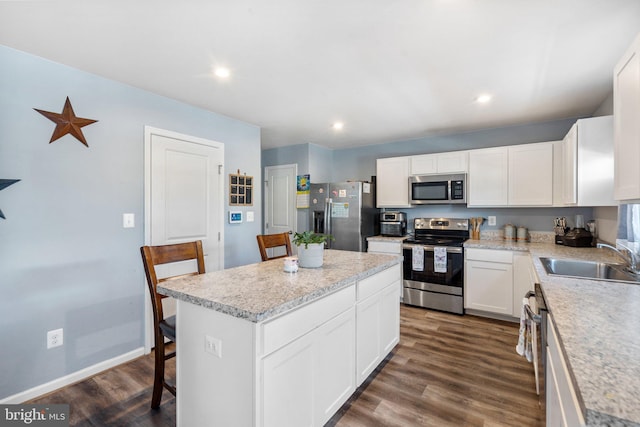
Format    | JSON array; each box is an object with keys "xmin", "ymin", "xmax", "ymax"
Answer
[{"xmin": 309, "ymin": 181, "xmax": 379, "ymax": 252}]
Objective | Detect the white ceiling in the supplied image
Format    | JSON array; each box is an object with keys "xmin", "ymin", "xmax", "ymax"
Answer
[{"xmin": 1, "ymin": 1, "xmax": 640, "ymax": 150}]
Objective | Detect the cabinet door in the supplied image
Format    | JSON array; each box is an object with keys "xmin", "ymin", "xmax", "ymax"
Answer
[
  {"xmin": 512, "ymin": 253, "xmax": 535, "ymax": 317},
  {"xmin": 562, "ymin": 124, "xmax": 578, "ymax": 205},
  {"xmin": 614, "ymin": 33, "xmax": 640, "ymax": 201},
  {"xmin": 356, "ymin": 291, "xmax": 382, "ymax": 385},
  {"xmin": 262, "ymin": 308, "xmax": 356, "ymax": 427},
  {"xmin": 315, "ymin": 308, "xmax": 356, "ymax": 426},
  {"xmin": 380, "ymin": 282, "xmax": 400, "ymax": 355},
  {"xmin": 376, "ymin": 157, "xmax": 411, "ymax": 207},
  {"xmin": 546, "ymin": 316, "xmax": 586, "ymax": 426},
  {"xmin": 437, "ymin": 151, "xmax": 468, "ymax": 173},
  {"xmin": 464, "ymin": 260, "xmax": 513, "ymax": 315},
  {"xmin": 262, "ymin": 333, "xmax": 315, "ymax": 427},
  {"xmin": 410, "ymin": 154, "xmax": 438, "ymax": 175},
  {"xmin": 508, "ymin": 142, "xmax": 553, "ymax": 206},
  {"xmin": 468, "ymin": 147, "xmax": 508, "ymax": 206}
]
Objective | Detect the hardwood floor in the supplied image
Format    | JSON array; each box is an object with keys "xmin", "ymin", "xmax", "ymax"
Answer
[
  {"xmin": 329, "ymin": 305, "xmax": 544, "ymax": 427},
  {"xmin": 29, "ymin": 305, "xmax": 544, "ymax": 426}
]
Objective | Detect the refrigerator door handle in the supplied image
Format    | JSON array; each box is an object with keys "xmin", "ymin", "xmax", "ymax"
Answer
[{"xmin": 325, "ymin": 198, "xmax": 332, "ymax": 249}]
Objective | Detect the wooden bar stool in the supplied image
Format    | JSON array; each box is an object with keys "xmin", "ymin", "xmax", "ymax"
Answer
[
  {"xmin": 140, "ymin": 240, "xmax": 205, "ymax": 409},
  {"xmin": 256, "ymin": 232, "xmax": 293, "ymax": 261}
]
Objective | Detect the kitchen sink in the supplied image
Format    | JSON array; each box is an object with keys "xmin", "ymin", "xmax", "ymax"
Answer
[{"xmin": 540, "ymin": 257, "xmax": 640, "ymax": 284}]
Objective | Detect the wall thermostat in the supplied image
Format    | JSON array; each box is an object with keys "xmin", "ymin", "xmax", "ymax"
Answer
[{"xmin": 229, "ymin": 211, "xmax": 243, "ymax": 224}]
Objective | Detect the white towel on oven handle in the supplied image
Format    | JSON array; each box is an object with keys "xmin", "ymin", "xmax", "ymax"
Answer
[
  {"xmin": 412, "ymin": 246, "xmax": 424, "ymax": 271},
  {"xmin": 434, "ymin": 247, "xmax": 447, "ymax": 273}
]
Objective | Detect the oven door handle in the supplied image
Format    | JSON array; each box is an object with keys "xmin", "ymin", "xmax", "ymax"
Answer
[{"xmin": 402, "ymin": 244, "xmax": 463, "ymax": 254}]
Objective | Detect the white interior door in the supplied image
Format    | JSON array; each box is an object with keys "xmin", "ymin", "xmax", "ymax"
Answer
[
  {"xmin": 264, "ymin": 164, "xmax": 297, "ymax": 257},
  {"xmin": 144, "ymin": 126, "xmax": 224, "ymax": 352}
]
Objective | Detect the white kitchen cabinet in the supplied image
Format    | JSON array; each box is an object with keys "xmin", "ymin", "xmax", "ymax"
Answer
[
  {"xmin": 468, "ymin": 147, "xmax": 509, "ymax": 206},
  {"xmin": 376, "ymin": 156, "xmax": 411, "ymax": 208},
  {"xmin": 356, "ymin": 264, "xmax": 401, "ymax": 385},
  {"xmin": 512, "ymin": 252, "xmax": 536, "ymax": 318},
  {"xmin": 464, "ymin": 248, "xmax": 513, "ymax": 315},
  {"xmin": 367, "ymin": 240, "xmax": 403, "ymax": 255},
  {"xmin": 469, "ymin": 143, "xmax": 554, "ymax": 207},
  {"xmin": 561, "ymin": 116, "xmax": 615, "ymax": 206},
  {"xmin": 508, "ymin": 142, "xmax": 554, "ymax": 206},
  {"xmin": 263, "ymin": 307, "xmax": 355, "ymax": 427},
  {"xmin": 410, "ymin": 151, "xmax": 468, "ymax": 175},
  {"xmin": 614, "ymin": 32, "xmax": 640, "ymax": 201},
  {"xmin": 368, "ymin": 238, "xmax": 404, "ymax": 300},
  {"xmin": 546, "ymin": 316, "xmax": 586, "ymax": 427},
  {"xmin": 562, "ymin": 123, "xmax": 578, "ymax": 204}
]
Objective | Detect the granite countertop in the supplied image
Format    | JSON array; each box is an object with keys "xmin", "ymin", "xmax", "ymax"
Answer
[
  {"xmin": 465, "ymin": 238, "xmax": 640, "ymax": 427},
  {"xmin": 157, "ymin": 249, "xmax": 402, "ymax": 323}
]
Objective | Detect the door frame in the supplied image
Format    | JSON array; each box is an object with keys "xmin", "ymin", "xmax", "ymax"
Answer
[
  {"xmin": 143, "ymin": 125, "xmax": 225, "ymax": 353},
  {"xmin": 263, "ymin": 163, "xmax": 298, "ymax": 236}
]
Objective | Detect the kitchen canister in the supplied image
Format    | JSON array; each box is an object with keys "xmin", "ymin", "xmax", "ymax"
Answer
[
  {"xmin": 283, "ymin": 256, "xmax": 299, "ymax": 273},
  {"xmin": 517, "ymin": 226, "xmax": 528, "ymax": 242},
  {"xmin": 504, "ymin": 224, "xmax": 515, "ymax": 240}
]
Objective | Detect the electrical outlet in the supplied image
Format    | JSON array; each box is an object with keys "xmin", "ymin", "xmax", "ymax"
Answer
[
  {"xmin": 47, "ymin": 328, "xmax": 63, "ymax": 349},
  {"xmin": 205, "ymin": 335, "xmax": 222, "ymax": 358},
  {"xmin": 488, "ymin": 216, "xmax": 497, "ymax": 226}
]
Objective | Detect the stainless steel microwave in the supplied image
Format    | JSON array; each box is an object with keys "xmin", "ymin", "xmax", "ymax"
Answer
[{"xmin": 409, "ymin": 173, "xmax": 466, "ymax": 205}]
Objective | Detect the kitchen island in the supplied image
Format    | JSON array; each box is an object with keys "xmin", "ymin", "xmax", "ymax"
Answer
[
  {"xmin": 158, "ymin": 249, "xmax": 402, "ymax": 427},
  {"xmin": 465, "ymin": 239, "xmax": 640, "ymax": 427}
]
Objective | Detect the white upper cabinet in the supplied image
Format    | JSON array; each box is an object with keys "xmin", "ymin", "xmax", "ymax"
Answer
[
  {"xmin": 508, "ymin": 142, "xmax": 554, "ymax": 206},
  {"xmin": 468, "ymin": 147, "xmax": 509, "ymax": 206},
  {"xmin": 561, "ymin": 116, "xmax": 615, "ymax": 207},
  {"xmin": 410, "ymin": 151, "xmax": 468, "ymax": 175},
  {"xmin": 469, "ymin": 143, "xmax": 554, "ymax": 207},
  {"xmin": 376, "ymin": 156, "xmax": 411, "ymax": 208},
  {"xmin": 614, "ymin": 32, "xmax": 640, "ymax": 201}
]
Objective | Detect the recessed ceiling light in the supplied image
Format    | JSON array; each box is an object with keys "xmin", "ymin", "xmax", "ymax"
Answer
[
  {"xmin": 332, "ymin": 122, "xmax": 344, "ymax": 131},
  {"xmin": 475, "ymin": 94, "xmax": 492, "ymax": 104},
  {"xmin": 214, "ymin": 67, "xmax": 231, "ymax": 78}
]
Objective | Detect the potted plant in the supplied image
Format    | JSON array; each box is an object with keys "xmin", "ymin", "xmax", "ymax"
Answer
[{"xmin": 292, "ymin": 231, "xmax": 334, "ymax": 268}]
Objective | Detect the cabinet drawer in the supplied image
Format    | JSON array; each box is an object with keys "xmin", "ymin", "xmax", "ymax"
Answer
[
  {"xmin": 261, "ymin": 284, "xmax": 356, "ymax": 356},
  {"xmin": 357, "ymin": 264, "xmax": 401, "ymax": 301},
  {"xmin": 368, "ymin": 240, "xmax": 402, "ymax": 254},
  {"xmin": 465, "ymin": 248, "xmax": 513, "ymax": 263}
]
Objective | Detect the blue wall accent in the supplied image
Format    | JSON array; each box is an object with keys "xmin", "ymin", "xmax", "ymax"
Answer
[{"xmin": 0, "ymin": 45, "xmax": 261, "ymax": 399}]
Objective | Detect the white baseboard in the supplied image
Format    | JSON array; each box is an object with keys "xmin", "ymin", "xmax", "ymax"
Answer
[{"xmin": 0, "ymin": 347, "xmax": 145, "ymax": 404}]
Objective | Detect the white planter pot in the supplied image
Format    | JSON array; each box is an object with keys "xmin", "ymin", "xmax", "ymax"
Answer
[{"xmin": 297, "ymin": 243, "xmax": 324, "ymax": 268}]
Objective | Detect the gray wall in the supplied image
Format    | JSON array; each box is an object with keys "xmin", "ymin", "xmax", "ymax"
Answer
[{"xmin": 0, "ymin": 46, "xmax": 261, "ymax": 399}]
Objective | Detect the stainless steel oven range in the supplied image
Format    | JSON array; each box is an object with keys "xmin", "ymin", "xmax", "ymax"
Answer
[{"xmin": 402, "ymin": 218, "xmax": 469, "ymax": 314}]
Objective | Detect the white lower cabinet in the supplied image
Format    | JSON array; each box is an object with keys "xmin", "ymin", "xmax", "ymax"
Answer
[
  {"xmin": 464, "ymin": 248, "xmax": 514, "ymax": 315},
  {"xmin": 546, "ymin": 316, "xmax": 585, "ymax": 427},
  {"xmin": 356, "ymin": 264, "xmax": 401, "ymax": 385},
  {"xmin": 262, "ymin": 307, "xmax": 356, "ymax": 427}
]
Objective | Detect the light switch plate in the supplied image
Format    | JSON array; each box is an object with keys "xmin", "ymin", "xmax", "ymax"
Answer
[
  {"xmin": 488, "ymin": 216, "xmax": 496, "ymax": 226},
  {"xmin": 123, "ymin": 213, "xmax": 135, "ymax": 228},
  {"xmin": 246, "ymin": 211, "xmax": 254, "ymax": 222}
]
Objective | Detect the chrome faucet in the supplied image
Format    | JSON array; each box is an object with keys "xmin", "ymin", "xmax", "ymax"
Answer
[{"xmin": 597, "ymin": 242, "xmax": 640, "ymax": 274}]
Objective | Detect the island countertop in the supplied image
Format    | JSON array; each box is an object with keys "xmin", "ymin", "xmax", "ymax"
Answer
[
  {"xmin": 157, "ymin": 249, "xmax": 402, "ymax": 323},
  {"xmin": 465, "ymin": 239, "xmax": 640, "ymax": 426}
]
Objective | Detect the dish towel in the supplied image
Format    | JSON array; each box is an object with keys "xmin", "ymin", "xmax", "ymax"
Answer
[
  {"xmin": 516, "ymin": 297, "xmax": 533, "ymax": 363},
  {"xmin": 412, "ymin": 246, "xmax": 424, "ymax": 271},
  {"xmin": 434, "ymin": 247, "xmax": 447, "ymax": 273}
]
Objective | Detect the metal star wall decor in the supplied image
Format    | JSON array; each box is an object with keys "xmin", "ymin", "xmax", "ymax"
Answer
[
  {"xmin": 34, "ymin": 97, "xmax": 98, "ymax": 147},
  {"xmin": 0, "ymin": 179, "xmax": 20, "ymax": 219}
]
